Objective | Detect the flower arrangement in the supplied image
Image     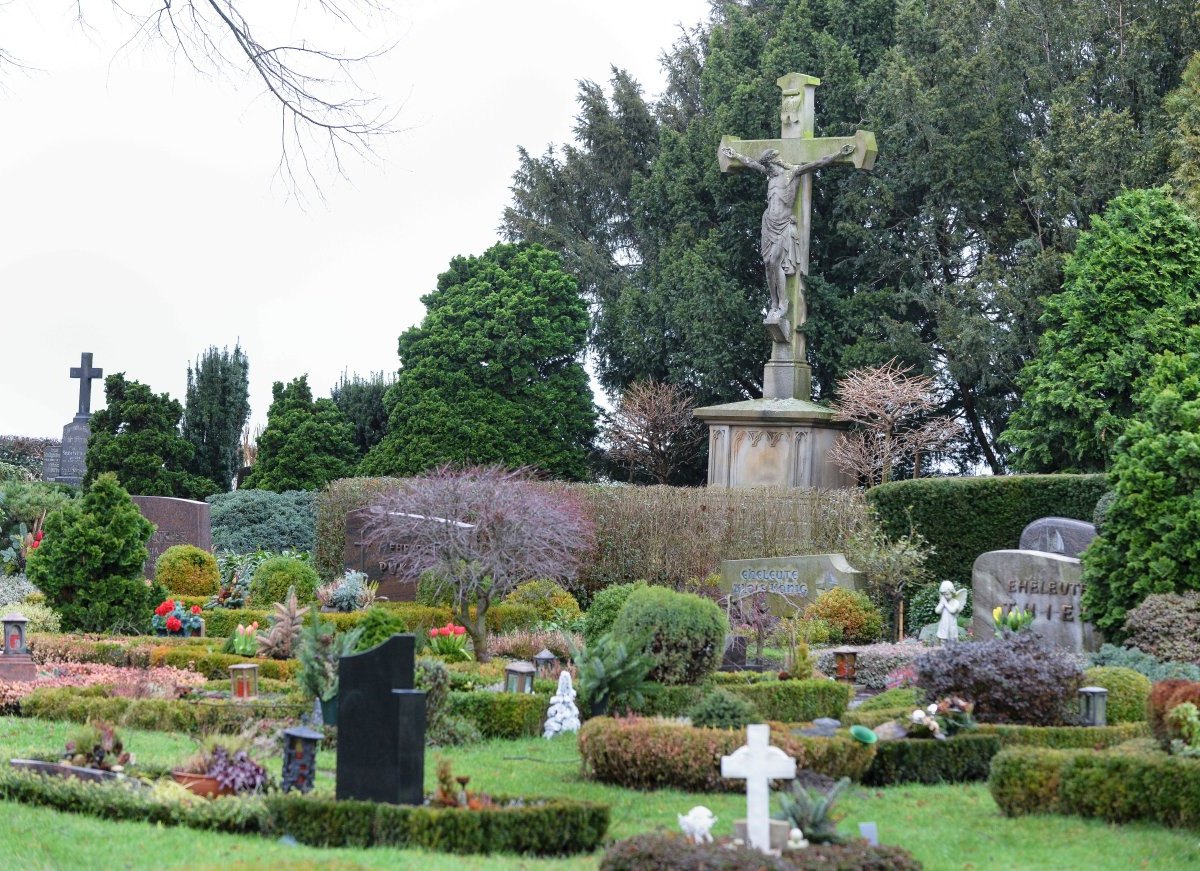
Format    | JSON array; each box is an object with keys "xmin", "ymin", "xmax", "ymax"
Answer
[
  {"xmin": 230, "ymin": 622, "xmax": 259, "ymax": 656},
  {"xmin": 431, "ymin": 757, "xmax": 493, "ymax": 809},
  {"xmin": 64, "ymin": 720, "xmax": 132, "ymax": 772},
  {"xmin": 427, "ymin": 622, "xmax": 472, "ymax": 662},
  {"xmin": 909, "ymin": 696, "xmax": 976, "ymax": 740},
  {"xmin": 152, "ymin": 599, "xmax": 204, "ymax": 636},
  {"xmin": 992, "ymin": 605, "xmax": 1034, "ymax": 637},
  {"xmin": 1, "ymin": 510, "xmax": 45, "ymax": 575}
]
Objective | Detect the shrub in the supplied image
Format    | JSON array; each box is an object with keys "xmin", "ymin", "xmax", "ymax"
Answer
[
  {"xmin": 599, "ymin": 833, "xmax": 922, "ymax": 871},
  {"xmin": 988, "ymin": 747, "xmax": 1075, "ymax": 816},
  {"xmin": 916, "ymin": 633, "xmax": 1081, "ymax": 725},
  {"xmin": 1122, "ymin": 592, "xmax": 1200, "ymax": 665},
  {"xmin": 582, "ymin": 581, "xmax": 645, "ymax": 646},
  {"xmin": 2, "ymin": 602, "xmax": 60, "ymax": 633},
  {"xmin": 815, "ymin": 643, "xmax": 924, "ymax": 691},
  {"xmin": 1081, "ymin": 667, "xmax": 1151, "ymax": 723},
  {"xmin": 417, "ymin": 658, "xmax": 482, "ymax": 746},
  {"xmin": 867, "ymin": 474, "xmax": 1109, "ymax": 586},
  {"xmin": 24, "ymin": 473, "xmax": 164, "ymax": 633},
  {"xmin": 247, "ymin": 556, "xmax": 319, "ymax": 608},
  {"xmin": 857, "ymin": 687, "xmax": 920, "ymax": 711},
  {"xmin": 0, "ymin": 480, "xmax": 76, "ymax": 539},
  {"xmin": 0, "ymin": 574, "xmax": 38, "ymax": 606},
  {"xmin": 863, "ymin": 734, "xmax": 1001, "ymax": 785},
  {"xmin": 445, "ymin": 691, "xmax": 549, "ymax": 739},
  {"xmin": 155, "ymin": 545, "xmax": 220, "ymax": 597},
  {"xmin": 578, "ymin": 718, "xmax": 876, "ymax": 791},
  {"xmin": 906, "ymin": 583, "xmax": 971, "ymax": 636},
  {"xmin": 207, "ymin": 489, "xmax": 316, "ymax": 554},
  {"xmin": 732, "ymin": 680, "xmax": 853, "ymax": 723},
  {"xmin": 805, "ymin": 589, "xmax": 884, "ymax": 645},
  {"xmin": 688, "ymin": 688, "xmax": 754, "ymax": 730},
  {"xmin": 487, "ymin": 628, "xmax": 580, "ymax": 661},
  {"xmin": 976, "ymin": 722, "xmax": 1148, "ymax": 749},
  {"xmin": 503, "ymin": 579, "xmax": 581, "ymax": 622},
  {"xmin": 353, "ymin": 606, "xmax": 408, "ymax": 652},
  {"xmin": 148, "ymin": 646, "xmax": 300, "ymax": 681},
  {"xmin": 611, "ymin": 586, "xmax": 726, "ymax": 686},
  {"xmin": 1147, "ymin": 680, "xmax": 1200, "ymax": 747},
  {"xmin": 1088, "ymin": 643, "xmax": 1200, "ymax": 682},
  {"xmin": 1062, "ymin": 751, "xmax": 1200, "ymax": 828}
]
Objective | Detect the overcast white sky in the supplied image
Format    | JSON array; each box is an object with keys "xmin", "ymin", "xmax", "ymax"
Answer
[{"xmin": 1, "ymin": 0, "xmax": 711, "ymax": 438}]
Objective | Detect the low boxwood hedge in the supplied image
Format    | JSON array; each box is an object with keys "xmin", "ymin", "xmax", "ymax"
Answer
[
  {"xmin": 201, "ymin": 602, "xmax": 539, "ymax": 640},
  {"xmin": 148, "ymin": 646, "xmax": 299, "ymax": 681},
  {"xmin": 446, "ymin": 691, "xmax": 548, "ymax": 739},
  {"xmin": 976, "ymin": 722, "xmax": 1148, "ymax": 749},
  {"xmin": 264, "ymin": 794, "xmax": 609, "ymax": 855},
  {"xmin": 863, "ymin": 734, "xmax": 1001, "ymax": 786},
  {"xmin": 634, "ymin": 679, "xmax": 852, "ymax": 723},
  {"xmin": 600, "ymin": 832, "xmax": 923, "ymax": 871},
  {"xmin": 988, "ymin": 747, "xmax": 1076, "ymax": 816},
  {"xmin": 578, "ymin": 717, "xmax": 875, "ymax": 791}
]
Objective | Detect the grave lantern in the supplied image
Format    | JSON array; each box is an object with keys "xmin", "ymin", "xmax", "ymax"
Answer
[
  {"xmin": 832, "ymin": 646, "xmax": 858, "ymax": 683},
  {"xmin": 2, "ymin": 614, "xmax": 29, "ymax": 655},
  {"xmin": 504, "ymin": 660, "xmax": 536, "ymax": 694},
  {"xmin": 229, "ymin": 663, "xmax": 259, "ymax": 700},
  {"xmin": 1078, "ymin": 686, "xmax": 1108, "ymax": 727},
  {"xmin": 533, "ymin": 648, "xmax": 558, "ymax": 673},
  {"xmin": 281, "ymin": 725, "xmax": 323, "ymax": 794}
]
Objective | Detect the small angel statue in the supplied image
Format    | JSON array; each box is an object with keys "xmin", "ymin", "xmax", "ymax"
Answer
[
  {"xmin": 934, "ymin": 580, "xmax": 968, "ymax": 643},
  {"xmin": 678, "ymin": 806, "xmax": 717, "ymax": 844}
]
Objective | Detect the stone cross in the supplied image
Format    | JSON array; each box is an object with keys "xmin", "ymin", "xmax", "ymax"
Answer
[
  {"xmin": 720, "ymin": 723, "xmax": 796, "ymax": 853},
  {"xmin": 718, "ymin": 73, "xmax": 876, "ymax": 401},
  {"xmin": 69, "ymin": 352, "xmax": 103, "ymax": 419}
]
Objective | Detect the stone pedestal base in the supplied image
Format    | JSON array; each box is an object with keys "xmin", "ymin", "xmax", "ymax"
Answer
[
  {"xmin": 694, "ymin": 398, "xmax": 854, "ymax": 489},
  {"xmin": 0, "ymin": 655, "xmax": 37, "ymax": 682}
]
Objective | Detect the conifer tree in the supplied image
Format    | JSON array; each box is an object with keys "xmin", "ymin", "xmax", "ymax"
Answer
[{"xmin": 182, "ymin": 344, "xmax": 251, "ymax": 491}]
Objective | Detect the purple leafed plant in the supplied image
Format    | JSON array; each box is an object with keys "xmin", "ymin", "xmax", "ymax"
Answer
[{"xmin": 208, "ymin": 747, "xmax": 267, "ymax": 794}]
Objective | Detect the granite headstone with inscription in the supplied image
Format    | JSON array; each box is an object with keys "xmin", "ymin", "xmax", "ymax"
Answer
[
  {"xmin": 1018, "ymin": 517, "xmax": 1097, "ymax": 559},
  {"xmin": 343, "ymin": 506, "xmax": 417, "ymax": 601},
  {"xmin": 336, "ymin": 634, "xmax": 425, "ymax": 804},
  {"xmin": 130, "ymin": 496, "xmax": 212, "ymax": 579},
  {"xmin": 971, "ymin": 549, "xmax": 1100, "ymax": 653},
  {"xmin": 719, "ymin": 553, "xmax": 863, "ymax": 618}
]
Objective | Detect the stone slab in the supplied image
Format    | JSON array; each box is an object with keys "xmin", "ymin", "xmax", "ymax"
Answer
[
  {"xmin": 720, "ymin": 553, "xmax": 863, "ymax": 617},
  {"xmin": 54, "ymin": 419, "xmax": 90, "ymax": 485},
  {"xmin": 41, "ymin": 445, "xmax": 61, "ymax": 482},
  {"xmin": 971, "ymin": 550, "xmax": 1100, "ymax": 652},
  {"xmin": 343, "ymin": 505, "xmax": 417, "ymax": 601},
  {"xmin": 1018, "ymin": 517, "xmax": 1097, "ymax": 559},
  {"xmin": 130, "ymin": 496, "xmax": 212, "ymax": 579}
]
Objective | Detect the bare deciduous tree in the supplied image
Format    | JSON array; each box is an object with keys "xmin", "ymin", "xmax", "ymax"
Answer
[
  {"xmin": 829, "ymin": 360, "xmax": 961, "ymax": 487},
  {"xmin": 364, "ymin": 466, "xmax": 594, "ymax": 662},
  {"xmin": 604, "ymin": 381, "xmax": 705, "ymax": 484}
]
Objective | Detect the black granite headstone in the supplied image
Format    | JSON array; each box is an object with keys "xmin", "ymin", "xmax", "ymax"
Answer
[{"xmin": 335, "ymin": 634, "xmax": 425, "ymax": 804}]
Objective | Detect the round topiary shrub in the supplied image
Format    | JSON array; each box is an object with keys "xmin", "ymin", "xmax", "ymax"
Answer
[
  {"xmin": 1081, "ymin": 666, "xmax": 1151, "ymax": 724},
  {"xmin": 247, "ymin": 556, "xmax": 319, "ymax": 607},
  {"xmin": 610, "ymin": 586, "xmax": 726, "ymax": 686},
  {"xmin": 1122, "ymin": 592, "xmax": 1200, "ymax": 666},
  {"xmin": 503, "ymin": 578, "xmax": 581, "ymax": 622},
  {"xmin": 688, "ymin": 688, "xmax": 755, "ymax": 730},
  {"xmin": 805, "ymin": 588, "xmax": 884, "ymax": 645},
  {"xmin": 582, "ymin": 581, "xmax": 646, "ymax": 647},
  {"xmin": 155, "ymin": 545, "xmax": 220, "ymax": 596}
]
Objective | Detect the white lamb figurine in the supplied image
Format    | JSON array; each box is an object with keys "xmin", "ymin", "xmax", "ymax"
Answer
[
  {"xmin": 678, "ymin": 806, "xmax": 717, "ymax": 844},
  {"xmin": 542, "ymin": 671, "xmax": 581, "ymax": 738}
]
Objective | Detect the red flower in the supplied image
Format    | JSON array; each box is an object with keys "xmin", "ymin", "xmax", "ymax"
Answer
[
  {"xmin": 166, "ymin": 616, "xmax": 182, "ymax": 633},
  {"xmin": 191, "ymin": 605, "xmax": 201, "ymax": 615},
  {"xmin": 438, "ymin": 626, "xmax": 452, "ymax": 636},
  {"xmin": 34, "ymin": 531, "xmax": 43, "ymax": 542},
  {"xmin": 428, "ymin": 628, "xmax": 438, "ymax": 638},
  {"xmin": 29, "ymin": 541, "xmax": 39, "ymax": 550},
  {"xmin": 453, "ymin": 626, "xmax": 466, "ymax": 636}
]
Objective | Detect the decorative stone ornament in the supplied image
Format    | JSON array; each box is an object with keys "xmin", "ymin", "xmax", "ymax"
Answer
[
  {"xmin": 678, "ymin": 806, "xmax": 717, "ymax": 844},
  {"xmin": 1078, "ymin": 686, "xmax": 1109, "ymax": 727},
  {"xmin": 281, "ymin": 725, "xmax": 323, "ymax": 794},
  {"xmin": 543, "ymin": 672, "xmax": 581, "ymax": 739},
  {"xmin": 2, "ymin": 614, "xmax": 29, "ymax": 655},
  {"xmin": 229, "ymin": 663, "xmax": 259, "ymax": 700},
  {"xmin": 832, "ymin": 647, "xmax": 858, "ymax": 683}
]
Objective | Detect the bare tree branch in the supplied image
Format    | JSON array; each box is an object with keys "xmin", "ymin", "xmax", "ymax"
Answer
[{"xmin": 603, "ymin": 381, "xmax": 705, "ymax": 484}]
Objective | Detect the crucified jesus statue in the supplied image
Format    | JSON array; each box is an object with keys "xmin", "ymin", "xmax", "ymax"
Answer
[{"xmin": 719, "ymin": 143, "xmax": 855, "ymax": 327}]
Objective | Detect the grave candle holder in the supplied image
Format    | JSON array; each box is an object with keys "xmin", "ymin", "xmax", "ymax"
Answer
[
  {"xmin": 832, "ymin": 646, "xmax": 858, "ymax": 683},
  {"xmin": 2, "ymin": 614, "xmax": 29, "ymax": 655},
  {"xmin": 533, "ymin": 648, "xmax": 558, "ymax": 674},
  {"xmin": 229, "ymin": 663, "xmax": 259, "ymax": 701},
  {"xmin": 1078, "ymin": 686, "xmax": 1108, "ymax": 727},
  {"xmin": 504, "ymin": 661, "xmax": 536, "ymax": 694},
  {"xmin": 281, "ymin": 725, "xmax": 323, "ymax": 794}
]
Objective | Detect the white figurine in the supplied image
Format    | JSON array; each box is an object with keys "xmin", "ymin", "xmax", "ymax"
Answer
[
  {"xmin": 678, "ymin": 806, "xmax": 717, "ymax": 844},
  {"xmin": 934, "ymin": 580, "xmax": 968, "ymax": 643},
  {"xmin": 786, "ymin": 826, "xmax": 809, "ymax": 850},
  {"xmin": 542, "ymin": 671, "xmax": 581, "ymax": 738}
]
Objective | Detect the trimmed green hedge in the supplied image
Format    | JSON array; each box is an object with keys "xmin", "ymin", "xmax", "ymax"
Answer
[
  {"xmin": 977, "ymin": 722, "xmax": 1148, "ymax": 748},
  {"xmin": 446, "ymin": 691, "xmax": 548, "ymax": 739},
  {"xmin": 635, "ymin": 679, "xmax": 852, "ymax": 723},
  {"xmin": 988, "ymin": 747, "xmax": 1075, "ymax": 816},
  {"xmin": 867, "ymin": 475, "xmax": 1108, "ymax": 585},
  {"xmin": 264, "ymin": 794, "xmax": 609, "ymax": 855},
  {"xmin": 148, "ymin": 646, "xmax": 299, "ymax": 681},
  {"xmin": 863, "ymin": 734, "xmax": 1001, "ymax": 786}
]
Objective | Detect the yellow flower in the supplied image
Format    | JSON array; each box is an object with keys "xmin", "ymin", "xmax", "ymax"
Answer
[{"xmin": 992, "ymin": 606, "xmax": 1002, "ymax": 623}]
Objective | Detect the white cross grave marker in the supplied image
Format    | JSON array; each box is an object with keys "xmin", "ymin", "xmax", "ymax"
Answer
[{"xmin": 720, "ymin": 723, "xmax": 796, "ymax": 853}]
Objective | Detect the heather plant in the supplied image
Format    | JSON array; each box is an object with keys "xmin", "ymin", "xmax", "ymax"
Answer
[
  {"xmin": 1122, "ymin": 592, "xmax": 1200, "ymax": 665},
  {"xmin": 915, "ymin": 633, "xmax": 1082, "ymax": 725},
  {"xmin": 815, "ymin": 643, "xmax": 923, "ymax": 690},
  {"xmin": 487, "ymin": 628, "xmax": 580, "ymax": 661},
  {"xmin": 610, "ymin": 586, "xmax": 727, "ymax": 685},
  {"xmin": 805, "ymin": 588, "xmax": 885, "ymax": 645},
  {"xmin": 362, "ymin": 466, "xmax": 594, "ymax": 662}
]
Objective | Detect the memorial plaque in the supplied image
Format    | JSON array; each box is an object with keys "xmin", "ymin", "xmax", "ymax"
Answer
[
  {"xmin": 130, "ymin": 496, "xmax": 212, "ymax": 579},
  {"xmin": 41, "ymin": 445, "xmax": 62, "ymax": 482},
  {"xmin": 1018, "ymin": 517, "xmax": 1097, "ymax": 559},
  {"xmin": 971, "ymin": 549, "xmax": 1100, "ymax": 653},
  {"xmin": 343, "ymin": 506, "xmax": 417, "ymax": 601},
  {"xmin": 55, "ymin": 420, "xmax": 90, "ymax": 486},
  {"xmin": 719, "ymin": 553, "xmax": 863, "ymax": 617}
]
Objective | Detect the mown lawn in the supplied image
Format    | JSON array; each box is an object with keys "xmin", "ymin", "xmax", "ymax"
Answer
[{"xmin": 0, "ymin": 717, "xmax": 1197, "ymax": 870}]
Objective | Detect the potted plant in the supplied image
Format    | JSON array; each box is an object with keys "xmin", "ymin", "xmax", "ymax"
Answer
[
  {"xmin": 297, "ymin": 610, "xmax": 363, "ymax": 726},
  {"xmin": 172, "ymin": 734, "xmax": 267, "ymax": 798},
  {"xmin": 152, "ymin": 599, "xmax": 204, "ymax": 637}
]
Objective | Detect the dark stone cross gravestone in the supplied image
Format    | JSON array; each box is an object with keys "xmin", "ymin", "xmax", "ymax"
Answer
[
  {"xmin": 336, "ymin": 634, "xmax": 425, "ymax": 804},
  {"xmin": 70, "ymin": 352, "xmax": 103, "ymax": 418},
  {"xmin": 44, "ymin": 352, "xmax": 104, "ymax": 486}
]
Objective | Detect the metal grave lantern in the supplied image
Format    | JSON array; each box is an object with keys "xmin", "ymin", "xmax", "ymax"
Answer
[
  {"xmin": 832, "ymin": 646, "xmax": 858, "ymax": 683},
  {"xmin": 229, "ymin": 663, "xmax": 260, "ymax": 700},
  {"xmin": 2, "ymin": 614, "xmax": 29, "ymax": 655},
  {"xmin": 504, "ymin": 660, "xmax": 536, "ymax": 694},
  {"xmin": 281, "ymin": 725, "xmax": 323, "ymax": 793},
  {"xmin": 533, "ymin": 648, "xmax": 558, "ymax": 674},
  {"xmin": 1078, "ymin": 686, "xmax": 1109, "ymax": 727}
]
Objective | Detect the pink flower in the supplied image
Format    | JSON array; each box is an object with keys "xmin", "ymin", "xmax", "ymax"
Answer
[
  {"xmin": 429, "ymin": 628, "xmax": 438, "ymax": 638},
  {"xmin": 438, "ymin": 626, "xmax": 452, "ymax": 636},
  {"xmin": 453, "ymin": 626, "xmax": 466, "ymax": 636}
]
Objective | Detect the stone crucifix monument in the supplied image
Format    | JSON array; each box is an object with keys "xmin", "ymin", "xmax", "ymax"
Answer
[
  {"xmin": 42, "ymin": 352, "xmax": 104, "ymax": 486},
  {"xmin": 721, "ymin": 723, "xmax": 796, "ymax": 854},
  {"xmin": 695, "ymin": 74, "xmax": 876, "ymax": 489}
]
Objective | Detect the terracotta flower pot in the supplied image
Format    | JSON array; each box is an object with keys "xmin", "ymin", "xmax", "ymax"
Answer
[{"xmin": 171, "ymin": 770, "xmax": 234, "ymax": 798}]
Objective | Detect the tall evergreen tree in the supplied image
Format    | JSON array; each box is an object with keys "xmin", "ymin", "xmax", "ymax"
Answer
[
  {"xmin": 85, "ymin": 374, "xmax": 215, "ymax": 499},
  {"xmin": 182, "ymin": 344, "xmax": 250, "ymax": 491},
  {"xmin": 242, "ymin": 376, "xmax": 358, "ymax": 492},
  {"xmin": 330, "ymin": 371, "xmax": 394, "ymax": 457},
  {"xmin": 360, "ymin": 243, "xmax": 597, "ymax": 480}
]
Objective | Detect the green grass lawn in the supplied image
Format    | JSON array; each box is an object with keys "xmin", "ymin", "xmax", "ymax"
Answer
[{"xmin": 0, "ymin": 717, "xmax": 1197, "ymax": 870}]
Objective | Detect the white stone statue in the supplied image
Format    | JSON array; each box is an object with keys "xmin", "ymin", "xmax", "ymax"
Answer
[
  {"xmin": 935, "ymin": 580, "xmax": 968, "ymax": 643},
  {"xmin": 678, "ymin": 806, "xmax": 717, "ymax": 844},
  {"xmin": 542, "ymin": 671, "xmax": 581, "ymax": 739}
]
